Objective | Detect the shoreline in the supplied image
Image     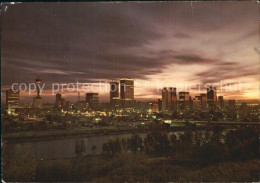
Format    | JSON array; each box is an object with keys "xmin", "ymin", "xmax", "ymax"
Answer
[
  {"xmin": 3, "ymin": 126, "xmax": 212, "ymax": 143},
  {"xmin": 3, "ymin": 121, "xmax": 259, "ymax": 143}
]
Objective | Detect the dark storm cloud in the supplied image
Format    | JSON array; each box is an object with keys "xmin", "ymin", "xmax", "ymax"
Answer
[
  {"xmin": 1, "ymin": 3, "xmax": 166, "ymax": 86},
  {"xmin": 1, "ymin": 1, "xmax": 258, "ymax": 93},
  {"xmin": 173, "ymin": 54, "xmax": 218, "ymax": 64}
]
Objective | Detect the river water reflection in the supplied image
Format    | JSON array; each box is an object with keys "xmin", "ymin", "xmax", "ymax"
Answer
[{"xmin": 7, "ymin": 130, "xmax": 231, "ymax": 160}]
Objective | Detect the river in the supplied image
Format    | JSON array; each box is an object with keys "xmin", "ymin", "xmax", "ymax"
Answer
[{"xmin": 5, "ymin": 130, "xmax": 232, "ymax": 160}]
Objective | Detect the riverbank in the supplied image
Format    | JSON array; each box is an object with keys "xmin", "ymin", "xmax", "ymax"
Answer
[
  {"xmin": 3, "ymin": 125, "xmax": 214, "ymax": 142},
  {"xmin": 3, "ymin": 122, "xmax": 259, "ymax": 143}
]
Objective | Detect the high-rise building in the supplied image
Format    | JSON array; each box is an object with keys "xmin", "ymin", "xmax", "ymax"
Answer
[
  {"xmin": 6, "ymin": 89, "xmax": 20, "ymax": 114},
  {"xmin": 179, "ymin": 92, "xmax": 189, "ymax": 110},
  {"xmin": 110, "ymin": 81, "xmax": 120, "ymax": 108},
  {"xmin": 120, "ymin": 78, "xmax": 134, "ymax": 107},
  {"xmin": 218, "ymin": 96, "xmax": 224, "ymax": 109},
  {"xmin": 86, "ymin": 93, "xmax": 99, "ymax": 110},
  {"xmin": 162, "ymin": 87, "xmax": 177, "ymax": 113},
  {"xmin": 207, "ymin": 86, "xmax": 217, "ymax": 109},
  {"xmin": 240, "ymin": 102, "xmax": 248, "ymax": 115},
  {"xmin": 33, "ymin": 76, "xmax": 42, "ymax": 109},
  {"xmin": 200, "ymin": 93, "xmax": 207, "ymax": 109},
  {"xmin": 55, "ymin": 93, "xmax": 62, "ymax": 107}
]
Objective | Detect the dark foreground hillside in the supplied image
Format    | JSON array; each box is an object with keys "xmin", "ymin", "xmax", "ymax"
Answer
[{"xmin": 3, "ymin": 127, "xmax": 260, "ymax": 182}]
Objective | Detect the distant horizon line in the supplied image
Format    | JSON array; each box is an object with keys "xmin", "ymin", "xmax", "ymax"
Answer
[{"xmin": 1, "ymin": 98, "xmax": 260, "ymax": 105}]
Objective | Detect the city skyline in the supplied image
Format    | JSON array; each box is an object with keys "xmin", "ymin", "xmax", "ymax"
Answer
[
  {"xmin": 3, "ymin": 78, "xmax": 259, "ymax": 105},
  {"xmin": 2, "ymin": 2, "xmax": 259, "ymax": 182},
  {"xmin": 1, "ymin": 2, "xmax": 259, "ymax": 102}
]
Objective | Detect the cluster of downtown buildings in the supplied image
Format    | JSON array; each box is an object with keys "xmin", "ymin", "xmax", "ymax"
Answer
[{"xmin": 4, "ymin": 77, "xmax": 252, "ymax": 116}]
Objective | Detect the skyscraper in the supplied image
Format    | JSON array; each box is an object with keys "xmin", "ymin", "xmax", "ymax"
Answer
[
  {"xmin": 33, "ymin": 76, "xmax": 43, "ymax": 109},
  {"xmin": 218, "ymin": 96, "xmax": 224, "ymax": 109},
  {"xmin": 86, "ymin": 93, "xmax": 99, "ymax": 110},
  {"xmin": 179, "ymin": 92, "xmax": 189, "ymax": 110},
  {"xmin": 207, "ymin": 86, "xmax": 217, "ymax": 109},
  {"xmin": 55, "ymin": 93, "xmax": 62, "ymax": 108},
  {"xmin": 200, "ymin": 93, "xmax": 207, "ymax": 109},
  {"xmin": 162, "ymin": 87, "xmax": 177, "ymax": 113},
  {"xmin": 6, "ymin": 89, "xmax": 20, "ymax": 114},
  {"xmin": 120, "ymin": 78, "xmax": 134, "ymax": 107},
  {"xmin": 110, "ymin": 81, "xmax": 120, "ymax": 108}
]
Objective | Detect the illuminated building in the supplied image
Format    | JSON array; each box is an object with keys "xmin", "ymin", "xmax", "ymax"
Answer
[
  {"xmin": 32, "ymin": 76, "xmax": 42, "ymax": 109},
  {"xmin": 66, "ymin": 101, "xmax": 72, "ymax": 109},
  {"xmin": 55, "ymin": 93, "xmax": 62, "ymax": 107},
  {"xmin": 207, "ymin": 86, "xmax": 217, "ymax": 109},
  {"xmin": 200, "ymin": 93, "xmax": 207, "ymax": 109},
  {"xmin": 61, "ymin": 98, "xmax": 66, "ymax": 107},
  {"xmin": 120, "ymin": 78, "xmax": 134, "ymax": 108},
  {"xmin": 179, "ymin": 92, "xmax": 189, "ymax": 110},
  {"xmin": 240, "ymin": 102, "xmax": 248, "ymax": 111},
  {"xmin": 162, "ymin": 87, "xmax": 177, "ymax": 113},
  {"xmin": 76, "ymin": 101, "xmax": 88, "ymax": 111},
  {"xmin": 149, "ymin": 102, "xmax": 159, "ymax": 113},
  {"xmin": 86, "ymin": 93, "xmax": 99, "ymax": 110},
  {"xmin": 193, "ymin": 96, "xmax": 201, "ymax": 110},
  {"xmin": 218, "ymin": 96, "xmax": 224, "ymax": 109},
  {"xmin": 240, "ymin": 102, "xmax": 248, "ymax": 116},
  {"xmin": 110, "ymin": 81, "xmax": 120, "ymax": 108},
  {"xmin": 6, "ymin": 89, "xmax": 20, "ymax": 114}
]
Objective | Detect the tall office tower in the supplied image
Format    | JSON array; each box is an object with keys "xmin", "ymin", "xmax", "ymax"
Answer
[
  {"xmin": 33, "ymin": 76, "xmax": 43, "ymax": 108},
  {"xmin": 6, "ymin": 89, "xmax": 20, "ymax": 114},
  {"xmin": 162, "ymin": 87, "xmax": 177, "ymax": 113},
  {"xmin": 240, "ymin": 102, "xmax": 248, "ymax": 116},
  {"xmin": 189, "ymin": 96, "xmax": 193, "ymax": 109},
  {"xmin": 120, "ymin": 78, "xmax": 134, "ymax": 108},
  {"xmin": 200, "ymin": 93, "xmax": 207, "ymax": 109},
  {"xmin": 179, "ymin": 92, "xmax": 190, "ymax": 110},
  {"xmin": 110, "ymin": 81, "xmax": 120, "ymax": 108},
  {"xmin": 86, "ymin": 93, "xmax": 99, "ymax": 110},
  {"xmin": 55, "ymin": 93, "xmax": 62, "ymax": 107},
  {"xmin": 158, "ymin": 99, "xmax": 162, "ymax": 112},
  {"xmin": 207, "ymin": 86, "xmax": 217, "ymax": 109},
  {"xmin": 218, "ymin": 96, "xmax": 224, "ymax": 109}
]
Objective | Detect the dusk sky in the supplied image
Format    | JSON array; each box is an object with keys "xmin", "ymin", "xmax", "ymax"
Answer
[{"xmin": 1, "ymin": 2, "xmax": 259, "ymax": 103}]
